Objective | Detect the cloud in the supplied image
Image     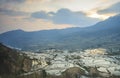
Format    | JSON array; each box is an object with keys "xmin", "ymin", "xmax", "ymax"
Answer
[
  {"xmin": 31, "ymin": 8, "xmax": 100, "ymax": 27},
  {"xmin": 0, "ymin": 0, "xmax": 27, "ymax": 13},
  {"xmin": 31, "ymin": 11, "xmax": 50, "ymax": 19},
  {"xmin": 98, "ymin": 2, "xmax": 120, "ymax": 14},
  {"xmin": 0, "ymin": 8, "xmax": 28, "ymax": 16},
  {"xmin": 0, "ymin": 14, "xmax": 73, "ymax": 34},
  {"xmin": 0, "ymin": 0, "xmax": 25, "ymax": 4}
]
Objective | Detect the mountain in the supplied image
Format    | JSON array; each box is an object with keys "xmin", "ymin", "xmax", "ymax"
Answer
[{"xmin": 0, "ymin": 14, "xmax": 120, "ymax": 51}]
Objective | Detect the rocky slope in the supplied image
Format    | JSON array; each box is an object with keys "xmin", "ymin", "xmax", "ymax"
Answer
[{"xmin": 0, "ymin": 43, "xmax": 32, "ymax": 78}]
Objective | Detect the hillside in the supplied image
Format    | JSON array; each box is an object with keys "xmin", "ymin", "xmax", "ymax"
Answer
[
  {"xmin": 0, "ymin": 14, "xmax": 120, "ymax": 51},
  {"xmin": 0, "ymin": 43, "xmax": 32, "ymax": 78},
  {"xmin": 0, "ymin": 44, "xmax": 120, "ymax": 78}
]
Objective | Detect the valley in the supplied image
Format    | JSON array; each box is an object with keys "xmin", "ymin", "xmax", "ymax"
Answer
[
  {"xmin": 0, "ymin": 1, "xmax": 120, "ymax": 78},
  {"xmin": 1, "ymin": 43, "xmax": 120, "ymax": 78},
  {"xmin": 21, "ymin": 48, "xmax": 120, "ymax": 78},
  {"xmin": 0, "ymin": 9, "xmax": 120, "ymax": 78}
]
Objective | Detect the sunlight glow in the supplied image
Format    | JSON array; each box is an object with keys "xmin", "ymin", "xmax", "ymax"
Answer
[
  {"xmin": 87, "ymin": 12, "xmax": 116, "ymax": 20},
  {"xmin": 89, "ymin": 13, "xmax": 109, "ymax": 20}
]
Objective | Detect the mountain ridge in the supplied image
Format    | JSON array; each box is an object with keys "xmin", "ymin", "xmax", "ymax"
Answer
[{"xmin": 0, "ymin": 14, "xmax": 120, "ymax": 51}]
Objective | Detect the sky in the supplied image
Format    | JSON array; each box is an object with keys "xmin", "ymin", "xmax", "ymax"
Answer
[{"xmin": 0, "ymin": 0, "xmax": 120, "ymax": 34}]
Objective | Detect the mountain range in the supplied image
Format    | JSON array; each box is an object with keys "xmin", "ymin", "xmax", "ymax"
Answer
[{"xmin": 0, "ymin": 14, "xmax": 120, "ymax": 51}]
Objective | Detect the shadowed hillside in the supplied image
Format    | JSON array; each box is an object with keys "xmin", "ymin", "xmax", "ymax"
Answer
[{"xmin": 0, "ymin": 43, "xmax": 32, "ymax": 78}]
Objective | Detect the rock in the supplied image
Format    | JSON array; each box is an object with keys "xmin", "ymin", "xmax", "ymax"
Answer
[
  {"xmin": 62, "ymin": 67, "xmax": 85, "ymax": 78},
  {"xmin": 88, "ymin": 67, "xmax": 99, "ymax": 77},
  {"xmin": 22, "ymin": 58, "xmax": 32, "ymax": 72},
  {"xmin": 20, "ymin": 69, "xmax": 47, "ymax": 78}
]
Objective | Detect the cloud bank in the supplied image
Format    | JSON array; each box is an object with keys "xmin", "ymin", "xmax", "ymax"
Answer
[
  {"xmin": 98, "ymin": 2, "xmax": 120, "ymax": 14},
  {"xmin": 31, "ymin": 8, "xmax": 100, "ymax": 27},
  {"xmin": 0, "ymin": 8, "xmax": 28, "ymax": 16}
]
